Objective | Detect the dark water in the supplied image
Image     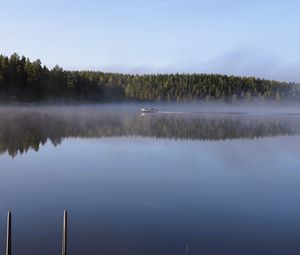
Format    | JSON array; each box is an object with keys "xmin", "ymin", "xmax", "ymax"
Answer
[{"xmin": 0, "ymin": 105, "xmax": 300, "ymax": 255}]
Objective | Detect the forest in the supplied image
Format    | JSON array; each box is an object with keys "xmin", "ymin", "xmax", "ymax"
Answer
[{"xmin": 0, "ymin": 53, "xmax": 300, "ymax": 102}]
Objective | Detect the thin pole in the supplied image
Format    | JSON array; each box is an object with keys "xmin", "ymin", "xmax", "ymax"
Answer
[
  {"xmin": 186, "ymin": 243, "xmax": 189, "ymax": 255},
  {"xmin": 62, "ymin": 210, "xmax": 68, "ymax": 255},
  {"xmin": 6, "ymin": 211, "xmax": 12, "ymax": 255}
]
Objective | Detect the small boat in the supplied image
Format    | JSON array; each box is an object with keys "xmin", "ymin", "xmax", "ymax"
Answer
[{"xmin": 140, "ymin": 107, "xmax": 159, "ymax": 113}]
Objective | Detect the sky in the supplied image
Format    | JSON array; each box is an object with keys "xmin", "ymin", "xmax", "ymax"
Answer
[{"xmin": 1, "ymin": 0, "xmax": 300, "ymax": 81}]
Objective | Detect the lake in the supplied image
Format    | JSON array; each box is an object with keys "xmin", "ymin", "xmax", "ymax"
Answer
[{"xmin": 0, "ymin": 105, "xmax": 300, "ymax": 255}]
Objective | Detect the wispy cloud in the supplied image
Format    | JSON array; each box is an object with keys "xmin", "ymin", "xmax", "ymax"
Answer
[{"xmin": 134, "ymin": 1, "xmax": 175, "ymax": 12}]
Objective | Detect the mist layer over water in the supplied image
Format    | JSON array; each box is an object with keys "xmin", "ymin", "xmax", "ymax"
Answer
[
  {"xmin": 0, "ymin": 104, "xmax": 300, "ymax": 255},
  {"xmin": 0, "ymin": 104, "xmax": 300, "ymax": 157}
]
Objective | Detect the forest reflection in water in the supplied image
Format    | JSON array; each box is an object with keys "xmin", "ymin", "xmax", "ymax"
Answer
[{"xmin": 0, "ymin": 105, "xmax": 300, "ymax": 157}]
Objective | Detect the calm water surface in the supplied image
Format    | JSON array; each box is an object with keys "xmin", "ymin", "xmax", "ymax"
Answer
[{"xmin": 0, "ymin": 105, "xmax": 300, "ymax": 255}]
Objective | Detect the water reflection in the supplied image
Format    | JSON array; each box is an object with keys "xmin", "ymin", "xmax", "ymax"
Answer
[
  {"xmin": 0, "ymin": 106, "xmax": 300, "ymax": 156},
  {"xmin": 1, "ymin": 107, "xmax": 300, "ymax": 255}
]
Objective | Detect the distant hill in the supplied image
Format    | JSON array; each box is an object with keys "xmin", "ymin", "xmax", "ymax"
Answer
[{"xmin": 0, "ymin": 53, "xmax": 299, "ymax": 102}]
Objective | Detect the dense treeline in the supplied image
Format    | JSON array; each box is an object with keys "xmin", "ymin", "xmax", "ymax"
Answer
[
  {"xmin": 0, "ymin": 53, "xmax": 300, "ymax": 102},
  {"xmin": 1, "ymin": 108, "xmax": 300, "ymax": 156}
]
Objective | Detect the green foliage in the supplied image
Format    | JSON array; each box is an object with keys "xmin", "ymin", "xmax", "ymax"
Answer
[{"xmin": 0, "ymin": 53, "xmax": 299, "ymax": 102}]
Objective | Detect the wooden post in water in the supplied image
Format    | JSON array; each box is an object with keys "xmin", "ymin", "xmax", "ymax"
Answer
[
  {"xmin": 6, "ymin": 211, "xmax": 12, "ymax": 255},
  {"xmin": 186, "ymin": 243, "xmax": 189, "ymax": 255},
  {"xmin": 62, "ymin": 210, "xmax": 68, "ymax": 255}
]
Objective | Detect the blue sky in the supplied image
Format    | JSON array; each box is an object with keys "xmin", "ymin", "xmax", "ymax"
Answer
[{"xmin": 1, "ymin": 0, "xmax": 300, "ymax": 81}]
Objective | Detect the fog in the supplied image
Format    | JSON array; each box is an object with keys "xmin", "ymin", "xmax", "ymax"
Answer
[
  {"xmin": 2, "ymin": 101, "xmax": 300, "ymax": 115},
  {"xmin": 1, "ymin": 103, "xmax": 300, "ymax": 157}
]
